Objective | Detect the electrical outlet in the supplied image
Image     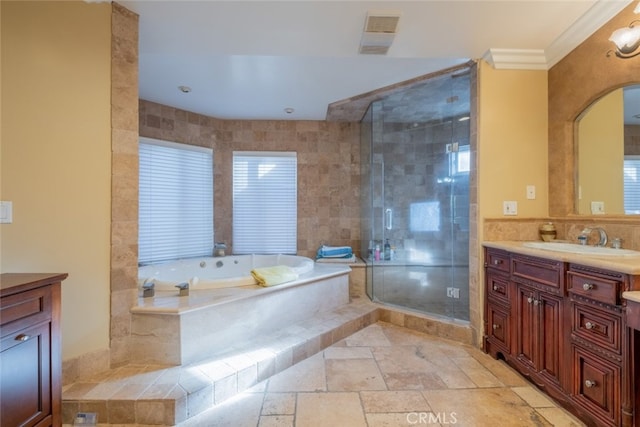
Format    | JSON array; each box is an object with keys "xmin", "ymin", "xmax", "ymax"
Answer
[
  {"xmin": 591, "ymin": 201, "xmax": 605, "ymax": 215},
  {"xmin": 74, "ymin": 412, "xmax": 97, "ymax": 426},
  {"xmin": 526, "ymin": 185, "xmax": 535, "ymax": 200},
  {"xmin": 503, "ymin": 201, "xmax": 517, "ymax": 216}
]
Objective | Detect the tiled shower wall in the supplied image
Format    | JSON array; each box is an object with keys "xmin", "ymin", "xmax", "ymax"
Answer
[{"xmin": 138, "ymin": 100, "xmax": 361, "ymax": 259}]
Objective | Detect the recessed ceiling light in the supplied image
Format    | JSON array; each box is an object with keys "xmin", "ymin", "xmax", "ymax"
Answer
[
  {"xmin": 178, "ymin": 85, "xmax": 191, "ymax": 93},
  {"xmin": 284, "ymin": 107, "xmax": 295, "ymax": 114}
]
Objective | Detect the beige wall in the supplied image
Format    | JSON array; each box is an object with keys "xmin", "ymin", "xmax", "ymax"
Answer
[
  {"xmin": 577, "ymin": 88, "xmax": 624, "ymax": 214},
  {"xmin": 1, "ymin": 1, "xmax": 112, "ymax": 360},
  {"xmin": 477, "ymin": 61, "xmax": 549, "ymax": 220}
]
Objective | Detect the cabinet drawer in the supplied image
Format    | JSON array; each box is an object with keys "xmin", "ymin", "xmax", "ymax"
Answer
[
  {"xmin": 568, "ymin": 271, "xmax": 620, "ymax": 305},
  {"xmin": 0, "ymin": 287, "xmax": 52, "ymax": 339},
  {"xmin": 572, "ymin": 345, "xmax": 620, "ymax": 426},
  {"xmin": 572, "ymin": 303, "xmax": 621, "ymax": 354},
  {"xmin": 512, "ymin": 255, "xmax": 563, "ymax": 289},
  {"xmin": 486, "ymin": 250, "xmax": 510, "ymax": 273},
  {"xmin": 486, "ymin": 303, "xmax": 510, "ymax": 352},
  {"xmin": 487, "ymin": 272, "xmax": 510, "ymax": 304}
]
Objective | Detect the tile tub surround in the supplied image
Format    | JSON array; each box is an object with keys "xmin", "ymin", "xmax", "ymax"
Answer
[{"xmin": 130, "ymin": 265, "xmax": 350, "ymax": 365}]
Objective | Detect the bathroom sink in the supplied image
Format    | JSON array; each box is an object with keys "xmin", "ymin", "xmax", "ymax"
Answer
[{"xmin": 522, "ymin": 241, "xmax": 640, "ymax": 257}]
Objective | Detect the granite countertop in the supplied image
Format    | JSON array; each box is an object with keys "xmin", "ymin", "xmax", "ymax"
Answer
[{"xmin": 483, "ymin": 241, "xmax": 640, "ymax": 275}]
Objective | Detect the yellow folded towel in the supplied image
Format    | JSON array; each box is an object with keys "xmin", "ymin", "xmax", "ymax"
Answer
[{"xmin": 251, "ymin": 265, "xmax": 299, "ymax": 287}]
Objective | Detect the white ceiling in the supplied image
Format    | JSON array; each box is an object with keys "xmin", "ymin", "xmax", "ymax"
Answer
[{"xmin": 118, "ymin": 0, "xmax": 632, "ymax": 121}]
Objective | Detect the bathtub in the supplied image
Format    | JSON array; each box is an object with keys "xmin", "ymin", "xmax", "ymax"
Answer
[
  {"xmin": 138, "ymin": 254, "xmax": 315, "ymax": 290},
  {"xmin": 132, "ymin": 254, "xmax": 352, "ymax": 365}
]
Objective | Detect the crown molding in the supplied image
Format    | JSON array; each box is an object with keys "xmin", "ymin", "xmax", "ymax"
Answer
[
  {"xmin": 482, "ymin": 49, "xmax": 547, "ymax": 70},
  {"xmin": 485, "ymin": 0, "xmax": 632, "ymax": 70}
]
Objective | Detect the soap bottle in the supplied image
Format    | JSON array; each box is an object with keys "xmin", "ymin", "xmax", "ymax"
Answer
[
  {"xmin": 374, "ymin": 244, "xmax": 381, "ymax": 261},
  {"xmin": 384, "ymin": 239, "xmax": 391, "ymax": 260}
]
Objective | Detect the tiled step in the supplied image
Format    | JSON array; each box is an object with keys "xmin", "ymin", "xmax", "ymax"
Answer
[{"xmin": 62, "ymin": 299, "xmax": 381, "ymax": 426}]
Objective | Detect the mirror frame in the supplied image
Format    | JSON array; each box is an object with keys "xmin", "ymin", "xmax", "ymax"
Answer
[{"xmin": 548, "ymin": 1, "xmax": 640, "ymax": 217}]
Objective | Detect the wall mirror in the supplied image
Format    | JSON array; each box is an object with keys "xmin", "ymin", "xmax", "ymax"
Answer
[{"xmin": 576, "ymin": 84, "xmax": 640, "ymax": 215}]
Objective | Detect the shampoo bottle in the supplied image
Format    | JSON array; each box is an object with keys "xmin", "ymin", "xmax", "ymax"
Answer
[{"xmin": 384, "ymin": 239, "xmax": 391, "ymax": 260}]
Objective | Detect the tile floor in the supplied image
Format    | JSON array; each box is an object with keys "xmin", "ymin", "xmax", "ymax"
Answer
[{"xmin": 179, "ymin": 322, "xmax": 585, "ymax": 427}]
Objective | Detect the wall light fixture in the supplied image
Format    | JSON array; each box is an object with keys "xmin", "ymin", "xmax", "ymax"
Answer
[{"xmin": 608, "ymin": 2, "xmax": 640, "ymax": 58}]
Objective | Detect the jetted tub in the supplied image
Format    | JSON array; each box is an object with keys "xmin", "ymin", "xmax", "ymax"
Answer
[
  {"xmin": 138, "ymin": 254, "xmax": 315, "ymax": 290},
  {"xmin": 132, "ymin": 254, "xmax": 352, "ymax": 365}
]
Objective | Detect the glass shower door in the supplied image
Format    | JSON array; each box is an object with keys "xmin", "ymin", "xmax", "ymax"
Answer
[{"xmin": 363, "ymin": 68, "xmax": 470, "ymax": 321}]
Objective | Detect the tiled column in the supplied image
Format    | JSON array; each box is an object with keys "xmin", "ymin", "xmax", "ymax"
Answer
[{"xmin": 110, "ymin": 3, "xmax": 139, "ymax": 367}]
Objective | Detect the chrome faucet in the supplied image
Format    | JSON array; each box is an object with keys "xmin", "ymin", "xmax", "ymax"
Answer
[
  {"xmin": 175, "ymin": 282, "xmax": 189, "ymax": 296},
  {"xmin": 579, "ymin": 227, "xmax": 608, "ymax": 247}
]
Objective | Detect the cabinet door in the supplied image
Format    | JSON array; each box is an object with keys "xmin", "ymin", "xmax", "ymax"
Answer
[
  {"xmin": 515, "ymin": 285, "xmax": 538, "ymax": 370},
  {"xmin": 537, "ymin": 292, "xmax": 563, "ymax": 387},
  {"xmin": 487, "ymin": 302, "xmax": 510, "ymax": 353},
  {"xmin": 0, "ymin": 322, "xmax": 52, "ymax": 427}
]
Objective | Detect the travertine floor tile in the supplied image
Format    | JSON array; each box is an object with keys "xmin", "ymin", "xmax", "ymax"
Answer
[
  {"xmin": 325, "ymin": 359, "xmax": 387, "ymax": 391},
  {"xmin": 258, "ymin": 414, "xmax": 295, "ymax": 427},
  {"xmin": 360, "ymin": 390, "xmax": 431, "ymax": 413},
  {"xmin": 261, "ymin": 392, "xmax": 296, "ymax": 415},
  {"xmin": 535, "ymin": 407, "xmax": 586, "ymax": 427},
  {"xmin": 451, "ymin": 356, "xmax": 503, "ymax": 388},
  {"xmin": 422, "ymin": 388, "xmax": 553, "ymax": 427},
  {"xmin": 296, "ymin": 392, "xmax": 367, "ymax": 427},
  {"xmin": 72, "ymin": 321, "xmax": 585, "ymax": 426},
  {"xmin": 512, "ymin": 385, "xmax": 557, "ymax": 408},
  {"xmin": 323, "ymin": 346, "xmax": 373, "ymax": 359},
  {"xmin": 266, "ymin": 352, "xmax": 326, "ymax": 392},
  {"xmin": 344, "ymin": 323, "xmax": 391, "ymax": 347}
]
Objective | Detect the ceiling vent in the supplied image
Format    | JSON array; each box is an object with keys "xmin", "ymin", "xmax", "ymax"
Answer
[{"xmin": 359, "ymin": 11, "xmax": 401, "ymax": 55}]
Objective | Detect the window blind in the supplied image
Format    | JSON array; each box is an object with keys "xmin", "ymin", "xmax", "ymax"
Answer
[
  {"xmin": 233, "ymin": 152, "xmax": 297, "ymax": 254},
  {"xmin": 624, "ymin": 156, "xmax": 640, "ymax": 214},
  {"xmin": 139, "ymin": 137, "xmax": 213, "ymax": 264}
]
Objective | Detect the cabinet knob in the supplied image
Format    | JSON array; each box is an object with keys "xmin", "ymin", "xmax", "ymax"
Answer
[
  {"xmin": 493, "ymin": 259, "xmax": 503, "ymax": 265},
  {"xmin": 492, "ymin": 324, "xmax": 500, "ymax": 330},
  {"xmin": 582, "ymin": 283, "xmax": 594, "ymax": 291},
  {"xmin": 527, "ymin": 297, "xmax": 533, "ymax": 304},
  {"xmin": 493, "ymin": 285, "xmax": 498, "ymax": 291},
  {"xmin": 14, "ymin": 334, "xmax": 30, "ymax": 342},
  {"xmin": 585, "ymin": 379, "xmax": 597, "ymax": 388},
  {"xmin": 585, "ymin": 321, "xmax": 595, "ymax": 330},
  {"xmin": 533, "ymin": 299, "xmax": 539, "ymax": 306}
]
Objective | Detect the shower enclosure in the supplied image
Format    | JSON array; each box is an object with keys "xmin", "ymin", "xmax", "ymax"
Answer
[{"xmin": 360, "ymin": 66, "xmax": 471, "ymax": 321}]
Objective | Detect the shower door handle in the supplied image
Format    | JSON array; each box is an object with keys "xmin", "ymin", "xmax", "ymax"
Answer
[{"xmin": 385, "ymin": 208, "xmax": 392, "ymax": 230}]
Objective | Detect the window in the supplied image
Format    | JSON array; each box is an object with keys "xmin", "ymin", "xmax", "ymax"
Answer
[
  {"xmin": 624, "ymin": 156, "xmax": 640, "ymax": 214},
  {"xmin": 139, "ymin": 137, "xmax": 213, "ymax": 264},
  {"xmin": 233, "ymin": 152, "xmax": 297, "ymax": 254},
  {"xmin": 449, "ymin": 143, "xmax": 470, "ymax": 175}
]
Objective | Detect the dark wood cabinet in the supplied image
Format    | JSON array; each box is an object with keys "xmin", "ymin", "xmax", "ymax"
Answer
[
  {"xmin": 0, "ymin": 273, "xmax": 67, "ymax": 427},
  {"xmin": 484, "ymin": 246, "xmax": 637, "ymax": 427}
]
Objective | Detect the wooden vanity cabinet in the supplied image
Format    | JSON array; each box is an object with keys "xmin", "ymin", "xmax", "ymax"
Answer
[
  {"xmin": 0, "ymin": 273, "xmax": 67, "ymax": 427},
  {"xmin": 484, "ymin": 247, "xmax": 637, "ymax": 427}
]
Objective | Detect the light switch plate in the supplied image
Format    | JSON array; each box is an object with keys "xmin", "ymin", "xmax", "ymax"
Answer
[
  {"xmin": 0, "ymin": 201, "xmax": 12, "ymax": 224},
  {"xmin": 526, "ymin": 185, "xmax": 535, "ymax": 200}
]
